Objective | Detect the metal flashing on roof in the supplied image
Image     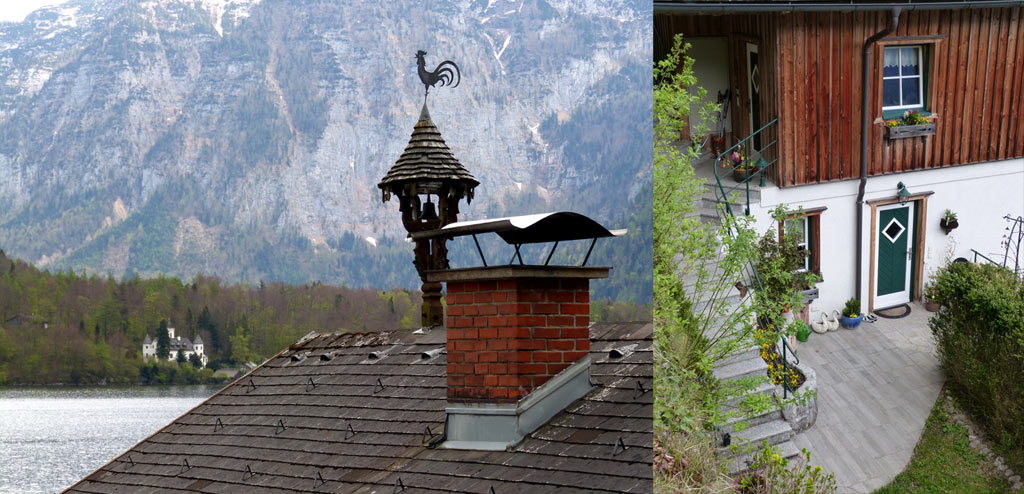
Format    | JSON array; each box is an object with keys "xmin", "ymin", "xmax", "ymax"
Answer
[
  {"xmin": 411, "ymin": 211, "xmax": 626, "ymax": 244},
  {"xmin": 443, "ymin": 356, "xmax": 593, "ymax": 451}
]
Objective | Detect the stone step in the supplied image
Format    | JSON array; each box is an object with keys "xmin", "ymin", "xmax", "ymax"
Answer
[
  {"xmin": 719, "ymin": 392, "xmax": 782, "ymax": 433},
  {"xmin": 723, "ymin": 379, "xmax": 775, "ymax": 409},
  {"xmin": 712, "ymin": 355, "xmax": 768, "ymax": 383},
  {"xmin": 726, "ymin": 438, "xmax": 801, "ymax": 475},
  {"xmin": 718, "ymin": 419, "xmax": 794, "ymax": 455}
]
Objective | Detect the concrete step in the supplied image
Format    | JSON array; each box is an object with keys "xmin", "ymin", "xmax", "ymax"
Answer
[
  {"xmin": 720, "ymin": 403, "xmax": 783, "ymax": 434},
  {"xmin": 712, "ymin": 355, "xmax": 768, "ymax": 382},
  {"xmin": 726, "ymin": 438, "xmax": 801, "ymax": 475},
  {"xmin": 723, "ymin": 379, "xmax": 775, "ymax": 409}
]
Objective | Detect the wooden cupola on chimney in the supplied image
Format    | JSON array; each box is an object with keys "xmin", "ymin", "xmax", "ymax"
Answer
[{"xmin": 378, "ymin": 103, "xmax": 479, "ymax": 327}]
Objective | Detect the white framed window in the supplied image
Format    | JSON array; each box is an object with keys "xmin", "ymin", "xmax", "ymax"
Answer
[{"xmin": 882, "ymin": 46, "xmax": 923, "ymax": 110}]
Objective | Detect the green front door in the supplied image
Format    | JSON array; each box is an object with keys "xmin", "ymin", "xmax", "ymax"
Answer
[{"xmin": 876, "ymin": 203, "xmax": 914, "ymax": 308}]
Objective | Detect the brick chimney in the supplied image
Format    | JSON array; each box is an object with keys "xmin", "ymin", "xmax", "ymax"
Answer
[
  {"xmin": 426, "ymin": 265, "xmax": 608, "ymax": 449},
  {"xmin": 445, "ymin": 275, "xmax": 594, "ymax": 401}
]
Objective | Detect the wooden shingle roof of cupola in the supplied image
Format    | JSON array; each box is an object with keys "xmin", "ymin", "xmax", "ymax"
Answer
[{"xmin": 378, "ymin": 103, "xmax": 478, "ymax": 212}]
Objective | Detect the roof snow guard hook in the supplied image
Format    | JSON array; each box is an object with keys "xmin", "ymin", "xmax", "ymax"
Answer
[
  {"xmin": 245, "ymin": 379, "xmax": 256, "ymax": 393},
  {"xmin": 214, "ymin": 418, "xmax": 225, "ymax": 431},
  {"xmin": 633, "ymin": 380, "xmax": 649, "ymax": 400},
  {"xmin": 179, "ymin": 458, "xmax": 191, "ymax": 474},
  {"xmin": 612, "ymin": 436, "xmax": 628, "ymax": 457},
  {"xmin": 393, "ymin": 477, "xmax": 407, "ymax": 493},
  {"xmin": 305, "ymin": 377, "xmax": 318, "ymax": 392},
  {"xmin": 313, "ymin": 471, "xmax": 327, "ymax": 489},
  {"xmin": 344, "ymin": 423, "xmax": 357, "ymax": 440},
  {"xmin": 124, "ymin": 455, "xmax": 134, "ymax": 468},
  {"xmin": 275, "ymin": 419, "xmax": 287, "ymax": 435},
  {"xmin": 243, "ymin": 464, "xmax": 257, "ymax": 481},
  {"xmin": 373, "ymin": 377, "xmax": 386, "ymax": 394}
]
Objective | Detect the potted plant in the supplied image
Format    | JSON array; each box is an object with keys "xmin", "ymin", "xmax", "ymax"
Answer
[
  {"xmin": 724, "ymin": 150, "xmax": 756, "ymax": 182},
  {"xmin": 840, "ymin": 297, "xmax": 862, "ymax": 329},
  {"xmin": 795, "ymin": 320, "xmax": 811, "ymax": 342},
  {"xmin": 940, "ymin": 209, "xmax": 959, "ymax": 234},
  {"xmin": 885, "ymin": 109, "xmax": 936, "ymax": 140}
]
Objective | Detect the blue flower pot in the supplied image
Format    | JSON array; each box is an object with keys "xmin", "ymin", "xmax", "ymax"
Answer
[{"xmin": 840, "ymin": 314, "xmax": 862, "ymax": 329}]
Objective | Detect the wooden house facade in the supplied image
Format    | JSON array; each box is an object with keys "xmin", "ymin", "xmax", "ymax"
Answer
[{"xmin": 656, "ymin": 1, "xmax": 1024, "ymax": 313}]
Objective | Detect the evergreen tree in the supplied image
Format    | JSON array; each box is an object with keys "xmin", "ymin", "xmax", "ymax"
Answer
[
  {"xmin": 188, "ymin": 353, "xmax": 202, "ymax": 368},
  {"xmin": 156, "ymin": 319, "xmax": 170, "ymax": 359},
  {"xmin": 176, "ymin": 351, "xmax": 187, "ymax": 364}
]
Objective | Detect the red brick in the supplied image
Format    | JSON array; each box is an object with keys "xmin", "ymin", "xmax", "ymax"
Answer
[
  {"xmin": 561, "ymin": 327, "xmax": 589, "ymax": 339},
  {"xmin": 498, "ymin": 327, "xmax": 531, "ymax": 338},
  {"xmin": 477, "ymin": 280, "xmax": 497, "ymax": 291},
  {"xmin": 575, "ymin": 339, "xmax": 591, "ymax": 351},
  {"xmin": 548, "ymin": 340, "xmax": 575, "ymax": 351},
  {"xmin": 446, "ymin": 363, "xmax": 458, "ymax": 374},
  {"xmin": 533, "ymin": 327, "xmax": 561, "ymax": 338},
  {"xmin": 454, "ymin": 340, "xmax": 475, "ymax": 351},
  {"xmin": 575, "ymin": 315, "xmax": 590, "ymax": 326},
  {"xmin": 464, "ymin": 352, "xmax": 479, "ymax": 363},
  {"xmin": 510, "ymin": 339, "xmax": 546, "ymax": 351},
  {"xmin": 484, "ymin": 375, "xmax": 499, "ymax": 386},
  {"xmin": 479, "ymin": 328, "xmax": 498, "ymax": 339},
  {"xmin": 446, "ymin": 282, "xmax": 465, "ymax": 294},
  {"xmin": 474, "ymin": 363, "xmax": 489, "ymax": 374},
  {"xmin": 499, "ymin": 303, "xmax": 531, "ymax": 315},
  {"xmin": 497, "ymin": 280, "xmax": 518, "ymax": 290},
  {"xmin": 546, "ymin": 291, "xmax": 574, "ymax": 303},
  {"xmin": 533, "ymin": 303, "xmax": 559, "ymax": 314},
  {"xmin": 547, "ymin": 315, "xmax": 574, "ymax": 327},
  {"xmin": 491, "ymin": 291, "xmax": 508, "ymax": 303},
  {"xmin": 474, "ymin": 340, "xmax": 487, "ymax": 350},
  {"xmin": 447, "ymin": 306, "xmax": 464, "ymax": 317},
  {"xmin": 547, "ymin": 362, "xmax": 571, "ymax": 374},
  {"xmin": 455, "ymin": 293, "xmax": 474, "ymax": 304},
  {"xmin": 518, "ymin": 363, "xmax": 547, "ymax": 374},
  {"xmin": 487, "ymin": 387, "xmax": 509, "ymax": 399},
  {"xmin": 464, "ymin": 329, "xmax": 479, "ymax": 339},
  {"xmin": 575, "ymin": 291, "xmax": 589, "ymax": 303},
  {"xmin": 533, "ymin": 351, "xmax": 562, "ymax": 362},
  {"xmin": 461, "ymin": 305, "xmax": 478, "ymax": 316},
  {"xmin": 456, "ymin": 364, "xmax": 474, "ymax": 374},
  {"xmin": 519, "ymin": 315, "xmax": 546, "ymax": 327},
  {"xmin": 488, "ymin": 364, "xmax": 507, "ymax": 374},
  {"xmin": 561, "ymin": 303, "xmax": 590, "ymax": 315},
  {"xmin": 488, "ymin": 316, "xmax": 508, "ymax": 327},
  {"xmin": 448, "ymin": 351, "xmax": 464, "ymax": 362},
  {"xmin": 471, "ymin": 316, "xmax": 486, "ymax": 327},
  {"xmin": 479, "ymin": 352, "xmax": 498, "ymax": 363},
  {"xmin": 487, "ymin": 339, "xmax": 507, "ymax": 351},
  {"xmin": 477, "ymin": 304, "xmax": 497, "ymax": 316},
  {"xmin": 446, "ymin": 329, "xmax": 463, "ymax": 340},
  {"xmin": 473, "ymin": 292, "xmax": 492, "ymax": 304},
  {"xmin": 514, "ymin": 351, "xmax": 534, "ymax": 362},
  {"xmin": 561, "ymin": 351, "xmax": 589, "ymax": 362},
  {"xmin": 446, "ymin": 294, "xmax": 457, "ymax": 305},
  {"xmin": 520, "ymin": 291, "xmax": 544, "ymax": 302},
  {"xmin": 498, "ymin": 375, "xmax": 520, "ymax": 387},
  {"xmin": 497, "ymin": 351, "xmax": 517, "ymax": 362}
]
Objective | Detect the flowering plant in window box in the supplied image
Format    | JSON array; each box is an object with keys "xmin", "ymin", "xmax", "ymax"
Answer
[{"xmin": 885, "ymin": 110, "xmax": 936, "ymax": 140}]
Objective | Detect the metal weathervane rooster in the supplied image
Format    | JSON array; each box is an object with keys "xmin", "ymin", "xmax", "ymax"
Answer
[{"xmin": 416, "ymin": 50, "xmax": 461, "ymax": 102}]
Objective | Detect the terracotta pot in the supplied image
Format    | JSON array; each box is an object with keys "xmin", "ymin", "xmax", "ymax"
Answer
[{"xmin": 732, "ymin": 167, "xmax": 755, "ymax": 182}]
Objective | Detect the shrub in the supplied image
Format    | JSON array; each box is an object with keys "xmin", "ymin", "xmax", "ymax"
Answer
[
  {"xmin": 842, "ymin": 298, "xmax": 860, "ymax": 318},
  {"xmin": 928, "ymin": 262, "xmax": 1024, "ymax": 460}
]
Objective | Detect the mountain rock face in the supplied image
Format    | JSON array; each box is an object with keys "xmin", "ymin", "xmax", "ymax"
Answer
[{"xmin": 0, "ymin": 0, "xmax": 652, "ymax": 301}]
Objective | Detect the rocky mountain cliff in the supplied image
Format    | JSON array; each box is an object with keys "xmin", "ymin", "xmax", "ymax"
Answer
[{"xmin": 0, "ymin": 0, "xmax": 652, "ymax": 301}]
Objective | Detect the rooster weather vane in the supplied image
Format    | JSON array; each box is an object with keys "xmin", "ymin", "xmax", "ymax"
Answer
[{"xmin": 416, "ymin": 50, "xmax": 461, "ymax": 102}]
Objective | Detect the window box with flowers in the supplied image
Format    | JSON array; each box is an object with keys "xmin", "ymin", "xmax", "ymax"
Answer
[{"xmin": 885, "ymin": 109, "xmax": 936, "ymax": 140}]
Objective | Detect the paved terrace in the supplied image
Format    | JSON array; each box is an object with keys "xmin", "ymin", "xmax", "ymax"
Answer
[{"xmin": 790, "ymin": 302, "xmax": 944, "ymax": 493}]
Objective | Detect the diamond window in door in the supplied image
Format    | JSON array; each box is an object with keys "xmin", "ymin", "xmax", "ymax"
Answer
[{"xmin": 883, "ymin": 217, "xmax": 906, "ymax": 243}]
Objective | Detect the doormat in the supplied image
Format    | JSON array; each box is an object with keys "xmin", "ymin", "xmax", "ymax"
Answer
[{"xmin": 875, "ymin": 304, "xmax": 911, "ymax": 319}]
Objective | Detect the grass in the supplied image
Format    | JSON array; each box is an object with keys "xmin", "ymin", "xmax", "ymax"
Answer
[{"xmin": 874, "ymin": 391, "xmax": 1013, "ymax": 494}]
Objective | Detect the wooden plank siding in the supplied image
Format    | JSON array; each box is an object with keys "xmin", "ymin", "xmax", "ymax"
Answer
[{"xmin": 655, "ymin": 7, "xmax": 1024, "ymax": 187}]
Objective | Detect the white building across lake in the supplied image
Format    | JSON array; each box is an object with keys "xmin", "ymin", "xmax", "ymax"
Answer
[{"xmin": 141, "ymin": 324, "xmax": 207, "ymax": 367}]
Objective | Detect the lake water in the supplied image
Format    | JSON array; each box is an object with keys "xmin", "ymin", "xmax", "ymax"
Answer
[{"xmin": 0, "ymin": 385, "xmax": 220, "ymax": 493}]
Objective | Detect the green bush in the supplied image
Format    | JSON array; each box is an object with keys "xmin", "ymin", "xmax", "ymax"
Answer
[
  {"xmin": 928, "ymin": 262, "xmax": 1024, "ymax": 459},
  {"xmin": 842, "ymin": 298, "xmax": 860, "ymax": 318}
]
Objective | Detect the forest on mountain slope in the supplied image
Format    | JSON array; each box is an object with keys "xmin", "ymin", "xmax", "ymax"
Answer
[{"xmin": 0, "ymin": 249, "xmax": 649, "ymax": 385}]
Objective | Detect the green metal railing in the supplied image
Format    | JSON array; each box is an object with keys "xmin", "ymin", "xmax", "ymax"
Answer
[{"xmin": 707, "ymin": 117, "xmax": 799, "ymax": 398}]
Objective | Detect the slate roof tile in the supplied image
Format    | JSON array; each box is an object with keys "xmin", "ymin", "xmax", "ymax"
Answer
[{"xmin": 66, "ymin": 322, "xmax": 651, "ymax": 493}]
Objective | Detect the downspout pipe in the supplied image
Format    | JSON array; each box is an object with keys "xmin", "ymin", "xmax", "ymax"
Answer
[{"xmin": 856, "ymin": 8, "xmax": 900, "ymax": 302}]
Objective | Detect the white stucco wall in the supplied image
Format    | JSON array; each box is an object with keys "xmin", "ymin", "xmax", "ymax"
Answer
[{"xmin": 750, "ymin": 157, "xmax": 1024, "ymax": 316}]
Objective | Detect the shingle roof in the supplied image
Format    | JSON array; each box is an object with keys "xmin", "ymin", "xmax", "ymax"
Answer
[
  {"xmin": 67, "ymin": 322, "xmax": 652, "ymax": 493},
  {"xmin": 378, "ymin": 104, "xmax": 479, "ymax": 195}
]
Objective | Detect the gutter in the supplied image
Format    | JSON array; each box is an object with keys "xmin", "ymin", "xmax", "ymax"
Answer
[
  {"xmin": 856, "ymin": 8, "xmax": 900, "ymax": 302},
  {"xmin": 653, "ymin": 2, "xmax": 1022, "ymax": 13}
]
